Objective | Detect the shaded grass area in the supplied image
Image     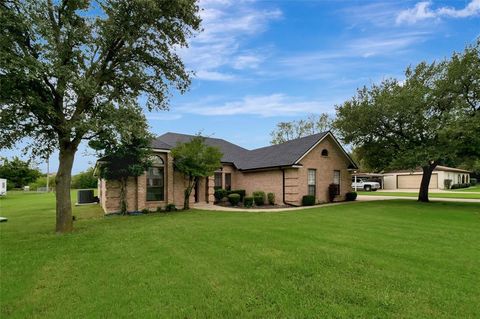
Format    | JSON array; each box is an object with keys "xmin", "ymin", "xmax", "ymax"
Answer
[
  {"xmin": 358, "ymin": 191, "xmax": 480, "ymax": 199},
  {"xmin": 1, "ymin": 192, "xmax": 480, "ymax": 318}
]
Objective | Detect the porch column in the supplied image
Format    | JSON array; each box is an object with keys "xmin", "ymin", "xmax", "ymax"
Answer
[
  {"xmin": 137, "ymin": 173, "xmax": 147, "ymax": 211},
  {"xmin": 207, "ymin": 175, "xmax": 215, "ymax": 203}
]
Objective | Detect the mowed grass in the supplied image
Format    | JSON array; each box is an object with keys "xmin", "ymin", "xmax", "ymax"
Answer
[
  {"xmin": 449, "ymin": 185, "xmax": 480, "ymax": 192},
  {"xmin": 358, "ymin": 191, "xmax": 480, "ymax": 199},
  {"xmin": 1, "ymin": 192, "xmax": 480, "ymax": 318}
]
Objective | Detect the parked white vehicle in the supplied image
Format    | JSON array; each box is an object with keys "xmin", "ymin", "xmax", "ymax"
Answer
[
  {"xmin": 352, "ymin": 178, "xmax": 380, "ymax": 191},
  {"xmin": 0, "ymin": 179, "xmax": 7, "ymax": 196}
]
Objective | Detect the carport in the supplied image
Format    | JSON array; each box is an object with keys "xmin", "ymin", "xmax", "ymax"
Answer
[{"xmin": 351, "ymin": 173, "xmax": 385, "ymax": 189}]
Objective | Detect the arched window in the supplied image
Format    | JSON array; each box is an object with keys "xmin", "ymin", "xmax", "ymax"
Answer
[
  {"xmin": 321, "ymin": 149, "xmax": 329, "ymax": 156},
  {"xmin": 147, "ymin": 155, "xmax": 164, "ymax": 201}
]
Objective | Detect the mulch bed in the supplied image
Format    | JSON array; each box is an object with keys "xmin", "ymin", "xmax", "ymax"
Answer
[{"xmin": 214, "ymin": 201, "xmax": 290, "ymax": 209}]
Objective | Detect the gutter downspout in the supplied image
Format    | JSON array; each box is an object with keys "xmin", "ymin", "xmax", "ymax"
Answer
[{"xmin": 282, "ymin": 168, "xmax": 299, "ymax": 207}]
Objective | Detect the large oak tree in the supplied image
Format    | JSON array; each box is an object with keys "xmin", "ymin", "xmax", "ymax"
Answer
[
  {"xmin": 335, "ymin": 40, "xmax": 479, "ymax": 202},
  {"xmin": 0, "ymin": 0, "xmax": 201, "ymax": 232}
]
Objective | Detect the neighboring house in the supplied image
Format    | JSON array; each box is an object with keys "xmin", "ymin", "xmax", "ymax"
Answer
[
  {"xmin": 383, "ymin": 166, "xmax": 471, "ymax": 190},
  {"xmin": 97, "ymin": 131, "xmax": 357, "ymax": 213}
]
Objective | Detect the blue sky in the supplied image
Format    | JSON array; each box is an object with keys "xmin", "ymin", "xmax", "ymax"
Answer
[{"xmin": 3, "ymin": 0, "xmax": 479, "ymax": 173}]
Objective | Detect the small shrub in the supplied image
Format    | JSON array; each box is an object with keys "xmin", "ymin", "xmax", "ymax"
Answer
[
  {"xmin": 267, "ymin": 192, "xmax": 275, "ymax": 205},
  {"xmin": 302, "ymin": 195, "xmax": 315, "ymax": 206},
  {"xmin": 470, "ymin": 178, "xmax": 477, "ymax": 186},
  {"xmin": 451, "ymin": 183, "xmax": 470, "ymax": 189},
  {"xmin": 141, "ymin": 208, "xmax": 150, "ymax": 214},
  {"xmin": 244, "ymin": 196, "xmax": 254, "ymax": 208},
  {"xmin": 228, "ymin": 193, "xmax": 241, "ymax": 206},
  {"xmin": 227, "ymin": 189, "xmax": 246, "ymax": 201},
  {"xmin": 328, "ymin": 183, "xmax": 339, "ymax": 202},
  {"xmin": 252, "ymin": 191, "xmax": 265, "ymax": 206},
  {"xmin": 346, "ymin": 192, "xmax": 357, "ymax": 201},
  {"xmin": 214, "ymin": 189, "xmax": 228, "ymax": 201},
  {"xmin": 165, "ymin": 204, "xmax": 177, "ymax": 212},
  {"xmin": 444, "ymin": 179, "xmax": 452, "ymax": 189},
  {"xmin": 156, "ymin": 206, "xmax": 163, "ymax": 213}
]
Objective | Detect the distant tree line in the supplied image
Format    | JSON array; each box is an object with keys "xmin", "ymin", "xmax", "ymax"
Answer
[{"xmin": 0, "ymin": 157, "xmax": 97, "ymax": 190}]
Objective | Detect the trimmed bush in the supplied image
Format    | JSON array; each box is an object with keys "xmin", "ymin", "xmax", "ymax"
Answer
[
  {"xmin": 267, "ymin": 192, "xmax": 275, "ymax": 205},
  {"xmin": 253, "ymin": 191, "xmax": 265, "ymax": 206},
  {"xmin": 214, "ymin": 189, "xmax": 228, "ymax": 201},
  {"xmin": 470, "ymin": 178, "xmax": 477, "ymax": 186},
  {"xmin": 244, "ymin": 196, "xmax": 254, "ymax": 208},
  {"xmin": 302, "ymin": 195, "xmax": 315, "ymax": 206},
  {"xmin": 141, "ymin": 208, "xmax": 150, "ymax": 214},
  {"xmin": 253, "ymin": 196, "xmax": 264, "ymax": 206},
  {"xmin": 165, "ymin": 204, "xmax": 177, "ymax": 212},
  {"xmin": 451, "ymin": 183, "xmax": 470, "ymax": 189},
  {"xmin": 228, "ymin": 193, "xmax": 241, "ymax": 206},
  {"xmin": 346, "ymin": 192, "xmax": 357, "ymax": 201},
  {"xmin": 227, "ymin": 189, "xmax": 246, "ymax": 201},
  {"xmin": 328, "ymin": 183, "xmax": 339, "ymax": 202}
]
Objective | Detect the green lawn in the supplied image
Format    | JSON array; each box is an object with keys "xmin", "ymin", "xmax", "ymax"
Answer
[
  {"xmin": 1, "ymin": 192, "xmax": 479, "ymax": 318},
  {"xmin": 358, "ymin": 191, "xmax": 480, "ymax": 199},
  {"xmin": 449, "ymin": 185, "xmax": 480, "ymax": 192}
]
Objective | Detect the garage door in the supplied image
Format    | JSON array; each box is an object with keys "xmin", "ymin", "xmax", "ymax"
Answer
[{"xmin": 397, "ymin": 174, "xmax": 438, "ymax": 189}]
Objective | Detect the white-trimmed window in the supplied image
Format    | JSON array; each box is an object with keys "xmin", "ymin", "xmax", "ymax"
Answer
[
  {"xmin": 308, "ymin": 169, "xmax": 316, "ymax": 196},
  {"xmin": 214, "ymin": 172, "xmax": 222, "ymax": 188},
  {"xmin": 147, "ymin": 156, "xmax": 164, "ymax": 201},
  {"xmin": 333, "ymin": 170, "xmax": 341, "ymax": 195}
]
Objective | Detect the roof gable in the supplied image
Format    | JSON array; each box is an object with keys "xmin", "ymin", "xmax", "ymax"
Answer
[{"xmin": 152, "ymin": 131, "xmax": 357, "ymax": 171}]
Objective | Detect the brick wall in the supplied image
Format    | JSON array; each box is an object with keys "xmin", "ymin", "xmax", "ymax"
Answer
[
  {"xmin": 297, "ymin": 135, "xmax": 352, "ymax": 203},
  {"xmin": 99, "ymin": 136, "xmax": 353, "ymax": 213},
  {"xmin": 234, "ymin": 169, "xmax": 284, "ymax": 203}
]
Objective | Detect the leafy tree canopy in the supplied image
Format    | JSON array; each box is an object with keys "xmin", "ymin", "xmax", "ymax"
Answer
[
  {"xmin": 0, "ymin": 157, "xmax": 41, "ymax": 189},
  {"xmin": 71, "ymin": 167, "xmax": 97, "ymax": 189},
  {"xmin": 171, "ymin": 135, "xmax": 222, "ymax": 210},
  {"xmin": 334, "ymin": 39, "xmax": 480, "ymax": 202},
  {"xmin": 270, "ymin": 113, "xmax": 334, "ymax": 145},
  {"xmin": 0, "ymin": 0, "xmax": 201, "ymax": 231}
]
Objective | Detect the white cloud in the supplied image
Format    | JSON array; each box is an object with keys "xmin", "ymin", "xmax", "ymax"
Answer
[
  {"xmin": 232, "ymin": 54, "xmax": 264, "ymax": 70},
  {"xmin": 180, "ymin": 0, "xmax": 281, "ymax": 81},
  {"xmin": 347, "ymin": 32, "xmax": 430, "ymax": 57},
  {"xmin": 195, "ymin": 70, "xmax": 237, "ymax": 81},
  {"xmin": 438, "ymin": 0, "xmax": 480, "ymax": 17},
  {"xmin": 177, "ymin": 94, "xmax": 334, "ymax": 117},
  {"xmin": 396, "ymin": 0, "xmax": 480, "ymax": 24},
  {"xmin": 146, "ymin": 113, "xmax": 182, "ymax": 121},
  {"xmin": 274, "ymin": 31, "xmax": 429, "ymax": 80}
]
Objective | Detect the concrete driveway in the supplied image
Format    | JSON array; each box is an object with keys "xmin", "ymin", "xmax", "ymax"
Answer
[{"xmin": 357, "ymin": 195, "xmax": 480, "ymax": 203}]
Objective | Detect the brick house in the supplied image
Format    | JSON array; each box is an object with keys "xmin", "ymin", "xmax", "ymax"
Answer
[{"xmin": 97, "ymin": 131, "xmax": 357, "ymax": 213}]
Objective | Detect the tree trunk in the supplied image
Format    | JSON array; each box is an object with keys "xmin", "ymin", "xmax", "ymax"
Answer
[
  {"xmin": 418, "ymin": 163, "xmax": 437, "ymax": 203},
  {"xmin": 120, "ymin": 177, "xmax": 127, "ymax": 215},
  {"xmin": 183, "ymin": 176, "xmax": 195, "ymax": 210},
  {"xmin": 55, "ymin": 143, "xmax": 77, "ymax": 233}
]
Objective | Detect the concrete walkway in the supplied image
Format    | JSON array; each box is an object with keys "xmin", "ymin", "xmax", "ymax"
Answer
[
  {"xmin": 192, "ymin": 195, "xmax": 480, "ymax": 212},
  {"xmin": 374, "ymin": 189, "xmax": 480, "ymax": 195}
]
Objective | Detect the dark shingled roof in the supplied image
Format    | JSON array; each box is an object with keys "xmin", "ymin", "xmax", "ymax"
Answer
[
  {"xmin": 151, "ymin": 131, "xmax": 355, "ymax": 171},
  {"xmin": 237, "ymin": 132, "xmax": 328, "ymax": 170},
  {"xmin": 154, "ymin": 132, "xmax": 249, "ymax": 164}
]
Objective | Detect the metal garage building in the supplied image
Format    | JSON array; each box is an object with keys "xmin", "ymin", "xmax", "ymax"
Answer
[{"xmin": 383, "ymin": 166, "xmax": 471, "ymax": 190}]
